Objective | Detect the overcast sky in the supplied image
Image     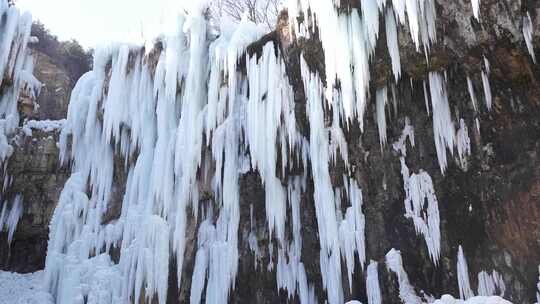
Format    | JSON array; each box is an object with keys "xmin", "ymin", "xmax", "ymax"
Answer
[{"xmin": 16, "ymin": 0, "xmax": 190, "ymax": 48}]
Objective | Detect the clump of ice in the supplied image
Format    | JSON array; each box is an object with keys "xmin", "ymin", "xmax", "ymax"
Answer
[
  {"xmin": 523, "ymin": 12, "xmax": 536, "ymax": 63},
  {"xmin": 0, "ymin": 0, "xmax": 39, "ymax": 167},
  {"xmin": 0, "ymin": 271, "xmax": 54, "ymax": 304}
]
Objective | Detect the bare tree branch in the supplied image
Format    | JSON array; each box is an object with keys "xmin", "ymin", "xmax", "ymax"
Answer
[{"xmin": 211, "ymin": 0, "xmax": 281, "ymax": 30}]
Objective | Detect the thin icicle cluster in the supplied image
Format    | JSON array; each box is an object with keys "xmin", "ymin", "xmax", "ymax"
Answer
[
  {"xmin": 523, "ymin": 12, "xmax": 536, "ymax": 64},
  {"xmin": 402, "ymin": 169, "xmax": 441, "ymax": 264},
  {"xmin": 385, "ymin": 249, "xmax": 422, "ymax": 304},
  {"xmin": 287, "ymin": 0, "xmax": 436, "ymax": 127},
  {"xmin": 454, "ymin": 222, "xmax": 507, "ymax": 301},
  {"xmin": 477, "ymin": 270, "xmax": 505, "ymax": 297},
  {"xmin": 376, "ymin": 87, "xmax": 388, "ymax": 149},
  {"xmin": 385, "ymin": 10, "xmax": 401, "ymax": 81},
  {"xmin": 428, "ymin": 72, "xmax": 455, "ymax": 174},
  {"xmin": 0, "ymin": 0, "xmax": 40, "ymax": 166},
  {"xmin": 457, "ymin": 246, "xmax": 474, "ymax": 300},
  {"xmin": 48, "ymin": 10, "xmax": 272, "ymax": 303},
  {"xmin": 275, "ymin": 177, "xmax": 317, "ymax": 304},
  {"xmin": 45, "ymin": 4, "xmax": 371, "ymax": 301},
  {"xmin": 300, "ymin": 56, "xmax": 366, "ymax": 304},
  {"xmin": 366, "ymin": 261, "xmax": 382, "ymax": 304},
  {"xmin": 385, "ymin": 248, "xmax": 512, "ymax": 304},
  {"xmin": 425, "ymin": 72, "xmax": 475, "ymax": 173},
  {"xmin": 467, "ymin": 76, "xmax": 478, "ymax": 112},
  {"xmin": 339, "ymin": 177, "xmax": 366, "ymax": 291},
  {"xmin": 0, "ymin": 194, "xmax": 23, "ymax": 244},
  {"xmin": 481, "ymin": 57, "xmax": 492, "ymax": 111},
  {"xmin": 394, "ymin": 120, "xmax": 441, "ymax": 264},
  {"xmin": 471, "ymin": 0, "xmax": 481, "ymax": 21}
]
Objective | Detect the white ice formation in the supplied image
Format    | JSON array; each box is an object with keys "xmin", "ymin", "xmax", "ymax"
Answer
[
  {"xmin": 393, "ymin": 119, "xmax": 441, "ymax": 264},
  {"xmin": 0, "ymin": 0, "xmax": 40, "ymax": 166},
  {"xmin": 477, "ymin": 270, "xmax": 506, "ymax": 297},
  {"xmin": 523, "ymin": 12, "xmax": 536, "ymax": 64},
  {"xmin": 366, "ymin": 261, "xmax": 382, "ymax": 304},
  {"xmin": 1, "ymin": 0, "xmax": 534, "ymax": 303},
  {"xmin": 457, "ymin": 245, "xmax": 474, "ymax": 300},
  {"xmin": 42, "ymin": 5, "xmax": 365, "ymax": 303},
  {"xmin": 0, "ymin": 194, "xmax": 23, "ymax": 244},
  {"xmin": 471, "ymin": 0, "xmax": 481, "ymax": 21}
]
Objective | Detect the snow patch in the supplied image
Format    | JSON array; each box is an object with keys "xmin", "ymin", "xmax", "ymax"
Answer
[{"xmin": 0, "ymin": 271, "xmax": 53, "ymax": 304}]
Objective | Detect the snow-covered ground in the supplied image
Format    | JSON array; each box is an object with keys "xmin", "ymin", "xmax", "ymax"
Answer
[{"xmin": 0, "ymin": 271, "xmax": 53, "ymax": 304}]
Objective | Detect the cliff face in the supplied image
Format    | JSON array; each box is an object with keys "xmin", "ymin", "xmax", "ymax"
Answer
[
  {"xmin": 0, "ymin": 129, "xmax": 68, "ymax": 273},
  {"xmin": 235, "ymin": 1, "xmax": 540, "ymax": 302},
  {"xmin": 31, "ymin": 51, "xmax": 72, "ymax": 120},
  {"xmin": 1, "ymin": 1, "xmax": 539, "ymax": 304}
]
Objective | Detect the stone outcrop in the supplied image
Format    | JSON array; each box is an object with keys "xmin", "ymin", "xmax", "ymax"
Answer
[
  {"xmin": 32, "ymin": 50, "xmax": 73, "ymax": 120},
  {"xmin": 0, "ymin": 129, "xmax": 68, "ymax": 273}
]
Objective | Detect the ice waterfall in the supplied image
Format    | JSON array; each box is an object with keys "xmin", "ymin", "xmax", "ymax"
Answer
[
  {"xmin": 0, "ymin": 0, "xmax": 525, "ymax": 303},
  {"xmin": 0, "ymin": 0, "xmax": 39, "ymax": 251}
]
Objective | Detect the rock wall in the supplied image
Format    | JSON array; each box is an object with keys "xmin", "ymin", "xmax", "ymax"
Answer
[
  {"xmin": 0, "ymin": 129, "xmax": 68, "ymax": 273},
  {"xmin": 32, "ymin": 50, "xmax": 73, "ymax": 120},
  {"xmin": 1, "ymin": 0, "xmax": 539, "ymax": 303}
]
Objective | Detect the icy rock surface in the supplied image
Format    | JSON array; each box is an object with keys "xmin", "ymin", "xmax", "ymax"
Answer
[{"xmin": 0, "ymin": 0, "xmax": 538, "ymax": 303}]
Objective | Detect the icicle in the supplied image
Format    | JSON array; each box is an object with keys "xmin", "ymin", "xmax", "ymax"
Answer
[
  {"xmin": 286, "ymin": 0, "xmax": 438, "ymax": 130},
  {"xmin": 190, "ymin": 211, "xmax": 212, "ymax": 304},
  {"xmin": 481, "ymin": 57, "xmax": 493, "ymax": 111},
  {"xmin": 362, "ymin": 0, "xmax": 381, "ymax": 52},
  {"xmin": 394, "ymin": 121, "xmax": 440, "ymax": 264},
  {"xmin": 481, "ymin": 71, "xmax": 492, "ymax": 111},
  {"xmin": 376, "ymin": 87, "xmax": 388, "ymax": 149},
  {"xmin": 491, "ymin": 271, "xmax": 506, "ymax": 297},
  {"xmin": 404, "ymin": 170, "xmax": 441, "ymax": 263},
  {"xmin": 392, "ymin": 118, "xmax": 415, "ymax": 157},
  {"xmin": 279, "ymin": 177, "xmax": 318, "ymax": 304},
  {"xmin": 471, "ymin": 0, "xmax": 481, "ymax": 21},
  {"xmin": 287, "ymin": 0, "xmax": 437, "ymax": 125},
  {"xmin": 385, "ymin": 249, "xmax": 422, "ymax": 304},
  {"xmin": 467, "ymin": 76, "xmax": 478, "ymax": 112},
  {"xmin": 423, "ymin": 80, "xmax": 431, "ymax": 116},
  {"xmin": 477, "ymin": 271, "xmax": 495, "ymax": 297},
  {"xmin": 339, "ymin": 178, "xmax": 366, "ymax": 290},
  {"xmin": 5, "ymin": 195, "xmax": 22, "ymax": 244},
  {"xmin": 0, "ymin": 195, "xmax": 23, "ymax": 244},
  {"xmin": 477, "ymin": 270, "xmax": 506, "ymax": 297},
  {"xmin": 429, "ymin": 72, "xmax": 455, "ymax": 174},
  {"xmin": 483, "ymin": 56, "xmax": 491, "ymax": 74},
  {"xmin": 523, "ymin": 12, "xmax": 536, "ymax": 64},
  {"xmin": 386, "ymin": 8, "xmax": 402, "ymax": 81},
  {"xmin": 244, "ymin": 42, "xmax": 298, "ymax": 244},
  {"xmin": 301, "ymin": 55, "xmax": 344, "ymax": 304},
  {"xmin": 392, "ymin": 0, "xmax": 407, "ymax": 25},
  {"xmin": 457, "ymin": 246, "xmax": 474, "ymax": 300},
  {"xmin": 366, "ymin": 261, "xmax": 382, "ymax": 304}
]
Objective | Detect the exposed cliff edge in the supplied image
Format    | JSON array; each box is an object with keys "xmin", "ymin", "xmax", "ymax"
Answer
[{"xmin": 0, "ymin": 1, "xmax": 539, "ymax": 304}]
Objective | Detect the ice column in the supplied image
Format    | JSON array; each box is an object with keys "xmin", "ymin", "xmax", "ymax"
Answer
[{"xmin": 457, "ymin": 246, "xmax": 474, "ymax": 300}]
